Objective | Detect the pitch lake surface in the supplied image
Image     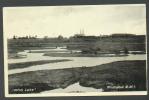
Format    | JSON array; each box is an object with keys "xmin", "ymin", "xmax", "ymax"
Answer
[
  {"xmin": 8, "ymin": 47, "xmax": 146, "ymax": 93},
  {"xmin": 8, "ymin": 47, "xmax": 146, "ymax": 75}
]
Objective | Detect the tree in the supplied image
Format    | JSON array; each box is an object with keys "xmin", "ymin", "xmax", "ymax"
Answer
[
  {"xmin": 58, "ymin": 35, "xmax": 63, "ymax": 40},
  {"xmin": 13, "ymin": 35, "xmax": 16, "ymax": 39}
]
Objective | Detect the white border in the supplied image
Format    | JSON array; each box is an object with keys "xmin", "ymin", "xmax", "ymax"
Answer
[{"xmin": 3, "ymin": 4, "xmax": 148, "ymax": 97}]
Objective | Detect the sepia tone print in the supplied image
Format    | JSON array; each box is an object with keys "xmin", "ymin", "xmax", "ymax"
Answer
[{"xmin": 3, "ymin": 4, "xmax": 147, "ymax": 97}]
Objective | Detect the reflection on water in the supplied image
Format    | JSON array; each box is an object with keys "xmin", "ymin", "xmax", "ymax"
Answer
[
  {"xmin": 41, "ymin": 82, "xmax": 103, "ymax": 93},
  {"xmin": 8, "ymin": 48, "xmax": 146, "ymax": 75}
]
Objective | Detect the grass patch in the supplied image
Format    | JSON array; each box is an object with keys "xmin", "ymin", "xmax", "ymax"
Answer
[
  {"xmin": 8, "ymin": 59, "xmax": 72, "ymax": 70},
  {"xmin": 9, "ymin": 60, "xmax": 146, "ymax": 93},
  {"xmin": 44, "ymin": 52, "xmax": 128, "ymax": 57}
]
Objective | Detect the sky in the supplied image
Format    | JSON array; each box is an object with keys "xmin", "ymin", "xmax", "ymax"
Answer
[{"xmin": 3, "ymin": 4, "xmax": 146, "ymax": 38}]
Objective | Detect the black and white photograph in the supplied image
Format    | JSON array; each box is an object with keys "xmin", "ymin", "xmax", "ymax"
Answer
[{"xmin": 3, "ymin": 4, "xmax": 147, "ymax": 97}]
